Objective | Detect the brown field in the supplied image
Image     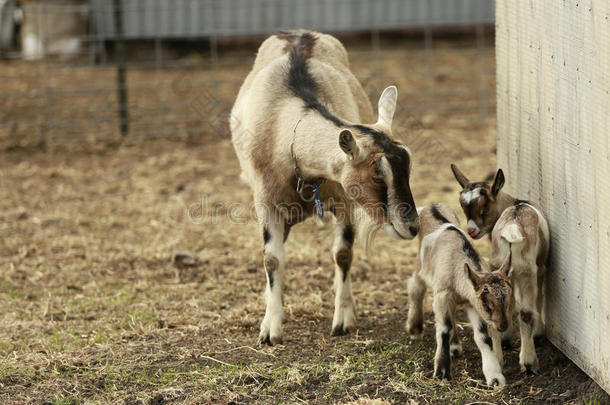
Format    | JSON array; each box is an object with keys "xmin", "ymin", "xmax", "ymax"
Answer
[{"xmin": 1, "ymin": 36, "xmax": 609, "ymax": 404}]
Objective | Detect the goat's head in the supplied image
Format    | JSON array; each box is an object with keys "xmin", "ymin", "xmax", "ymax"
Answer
[
  {"xmin": 450, "ymin": 164, "xmax": 505, "ymax": 239},
  {"xmin": 465, "ymin": 252, "xmax": 513, "ymax": 332},
  {"xmin": 337, "ymin": 86, "xmax": 419, "ymax": 239}
]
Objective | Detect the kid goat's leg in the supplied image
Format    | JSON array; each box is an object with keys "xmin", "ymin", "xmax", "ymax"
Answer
[
  {"xmin": 331, "ymin": 218, "xmax": 357, "ymax": 336},
  {"xmin": 466, "ymin": 307, "xmax": 506, "ymax": 387},
  {"xmin": 517, "ymin": 273, "xmax": 540, "ymax": 373},
  {"xmin": 450, "ymin": 305, "xmax": 463, "ymax": 357},
  {"xmin": 534, "ymin": 265, "xmax": 546, "ymax": 343},
  {"xmin": 406, "ymin": 260, "xmax": 426, "ymax": 336},
  {"xmin": 258, "ymin": 207, "xmax": 286, "ymax": 346},
  {"xmin": 433, "ymin": 291, "xmax": 455, "ymax": 380}
]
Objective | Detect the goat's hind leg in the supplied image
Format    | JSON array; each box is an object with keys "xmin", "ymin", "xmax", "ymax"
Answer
[
  {"xmin": 258, "ymin": 208, "xmax": 286, "ymax": 346},
  {"xmin": 432, "ymin": 291, "xmax": 455, "ymax": 380},
  {"xmin": 517, "ymin": 273, "xmax": 540, "ymax": 374},
  {"xmin": 406, "ymin": 261, "xmax": 426, "ymax": 336},
  {"xmin": 331, "ymin": 219, "xmax": 356, "ymax": 336},
  {"xmin": 449, "ymin": 306, "xmax": 462, "ymax": 357},
  {"xmin": 533, "ymin": 265, "xmax": 546, "ymax": 346}
]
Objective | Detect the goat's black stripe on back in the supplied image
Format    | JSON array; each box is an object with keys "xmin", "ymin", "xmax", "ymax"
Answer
[
  {"xmin": 285, "ymin": 32, "xmax": 344, "ymax": 127},
  {"xmin": 445, "ymin": 226, "xmax": 483, "ymax": 271},
  {"xmin": 513, "ymin": 199, "xmax": 531, "ymax": 218},
  {"xmin": 431, "ymin": 204, "xmax": 450, "ymax": 224}
]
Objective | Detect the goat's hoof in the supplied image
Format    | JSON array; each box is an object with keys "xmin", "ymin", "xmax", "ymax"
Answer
[
  {"xmin": 331, "ymin": 324, "xmax": 350, "ymax": 336},
  {"xmin": 501, "ymin": 338, "xmax": 513, "ymax": 350},
  {"xmin": 534, "ymin": 334, "xmax": 546, "ymax": 347},
  {"xmin": 406, "ymin": 323, "xmax": 423, "ymax": 336},
  {"xmin": 450, "ymin": 344, "xmax": 463, "ymax": 358},
  {"xmin": 434, "ymin": 369, "xmax": 451, "ymax": 381},
  {"xmin": 257, "ymin": 334, "xmax": 271, "ymax": 346},
  {"xmin": 486, "ymin": 374, "xmax": 506, "ymax": 388},
  {"xmin": 257, "ymin": 334, "xmax": 282, "ymax": 346},
  {"xmin": 522, "ymin": 363, "xmax": 538, "ymax": 375}
]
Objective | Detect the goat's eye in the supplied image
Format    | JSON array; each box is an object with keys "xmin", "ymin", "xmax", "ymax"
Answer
[
  {"xmin": 481, "ymin": 205, "xmax": 490, "ymax": 217},
  {"xmin": 372, "ymin": 176, "xmax": 385, "ymax": 184}
]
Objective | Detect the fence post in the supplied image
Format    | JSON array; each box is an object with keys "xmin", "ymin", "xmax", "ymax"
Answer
[{"xmin": 113, "ymin": 0, "xmax": 128, "ymax": 137}]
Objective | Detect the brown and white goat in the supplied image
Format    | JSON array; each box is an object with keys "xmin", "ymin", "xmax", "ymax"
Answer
[
  {"xmin": 231, "ymin": 31, "xmax": 419, "ymax": 345},
  {"xmin": 451, "ymin": 165, "xmax": 550, "ymax": 373},
  {"xmin": 406, "ymin": 203, "xmax": 513, "ymax": 387}
]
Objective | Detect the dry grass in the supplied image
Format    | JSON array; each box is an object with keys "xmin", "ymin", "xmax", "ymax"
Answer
[
  {"xmin": 1, "ymin": 123, "xmax": 608, "ymax": 404},
  {"xmin": 1, "ymin": 36, "xmax": 608, "ymax": 404}
]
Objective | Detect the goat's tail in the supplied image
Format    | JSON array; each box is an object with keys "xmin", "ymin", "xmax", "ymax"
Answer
[{"xmin": 500, "ymin": 223, "xmax": 524, "ymax": 244}]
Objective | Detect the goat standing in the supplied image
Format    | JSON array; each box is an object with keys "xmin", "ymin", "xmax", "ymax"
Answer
[
  {"xmin": 407, "ymin": 203, "xmax": 513, "ymax": 387},
  {"xmin": 231, "ymin": 31, "xmax": 420, "ymax": 345},
  {"xmin": 451, "ymin": 165, "xmax": 550, "ymax": 373}
]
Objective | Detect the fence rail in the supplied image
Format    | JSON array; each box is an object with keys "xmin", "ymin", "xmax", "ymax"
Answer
[{"xmin": 0, "ymin": 0, "xmax": 495, "ymax": 149}]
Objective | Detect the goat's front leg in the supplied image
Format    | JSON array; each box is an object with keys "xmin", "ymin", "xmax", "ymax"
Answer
[
  {"xmin": 258, "ymin": 209, "xmax": 286, "ymax": 346},
  {"xmin": 331, "ymin": 219, "xmax": 356, "ymax": 336},
  {"xmin": 517, "ymin": 273, "xmax": 540, "ymax": 374},
  {"xmin": 466, "ymin": 307, "xmax": 506, "ymax": 387},
  {"xmin": 432, "ymin": 291, "xmax": 455, "ymax": 380}
]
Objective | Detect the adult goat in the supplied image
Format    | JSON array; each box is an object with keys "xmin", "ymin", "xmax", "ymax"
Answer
[{"xmin": 231, "ymin": 30, "xmax": 419, "ymax": 345}]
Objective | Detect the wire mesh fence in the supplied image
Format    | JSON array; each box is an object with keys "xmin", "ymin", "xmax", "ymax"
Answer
[{"xmin": 0, "ymin": 0, "xmax": 495, "ymax": 149}]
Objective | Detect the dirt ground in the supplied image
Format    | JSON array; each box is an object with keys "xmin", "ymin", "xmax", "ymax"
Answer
[
  {"xmin": 2, "ymin": 128, "xmax": 609, "ymax": 404},
  {"xmin": 1, "ymin": 35, "xmax": 609, "ymax": 404}
]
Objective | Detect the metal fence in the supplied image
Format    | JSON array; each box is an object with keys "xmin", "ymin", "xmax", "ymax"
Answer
[{"xmin": 0, "ymin": 0, "xmax": 495, "ymax": 149}]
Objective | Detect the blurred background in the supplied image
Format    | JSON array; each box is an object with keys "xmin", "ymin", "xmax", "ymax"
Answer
[{"xmin": 0, "ymin": 0, "xmax": 495, "ymax": 149}]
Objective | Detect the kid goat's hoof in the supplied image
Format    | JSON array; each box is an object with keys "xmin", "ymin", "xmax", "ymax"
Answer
[
  {"xmin": 434, "ymin": 368, "xmax": 451, "ymax": 381},
  {"xmin": 406, "ymin": 323, "xmax": 423, "ymax": 336},
  {"xmin": 486, "ymin": 374, "xmax": 506, "ymax": 388},
  {"xmin": 450, "ymin": 344, "xmax": 463, "ymax": 358},
  {"xmin": 533, "ymin": 334, "xmax": 546, "ymax": 347},
  {"xmin": 522, "ymin": 363, "xmax": 539, "ymax": 375}
]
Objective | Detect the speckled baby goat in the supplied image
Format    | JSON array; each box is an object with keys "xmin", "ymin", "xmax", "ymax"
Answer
[
  {"xmin": 451, "ymin": 164, "xmax": 550, "ymax": 374},
  {"xmin": 407, "ymin": 203, "xmax": 513, "ymax": 387}
]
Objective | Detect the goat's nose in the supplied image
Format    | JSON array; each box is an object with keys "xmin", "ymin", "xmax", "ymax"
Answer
[
  {"xmin": 498, "ymin": 321, "xmax": 508, "ymax": 332},
  {"xmin": 409, "ymin": 225, "xmax": 419, "ymax": 237}
]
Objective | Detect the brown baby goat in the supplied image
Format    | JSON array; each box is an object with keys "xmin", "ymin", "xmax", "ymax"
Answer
[
  {"xmin": 451, "ymin": 164, "xmax": 550, "ymax": 374},
  {"xmin": 407, "ymin": 203, "xmax": 513, "ymax": 387}
]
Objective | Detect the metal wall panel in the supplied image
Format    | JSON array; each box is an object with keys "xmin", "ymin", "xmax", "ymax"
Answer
[
  {"xmin": 496, "ymin": 0, "xmax": 610, "ymax": 394},
  {"xmin": 90, "ymin": 0, "xmax": 495, "ymax": 39}
]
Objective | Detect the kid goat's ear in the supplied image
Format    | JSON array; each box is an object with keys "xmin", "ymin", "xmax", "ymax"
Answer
[
  {"xmin": 491, "ymin": 168, "xmax": 505, "ymax": 197},
  {"xmin": 451, "ymin": 164, "xmax": 470, "ymax": 188},
  {"xmin": 497, "ymin": 249, "xmax": 512, "ymax": 277},
  {"xmin": 339, "ymin": 129, "xmax": 361, "ymax": 161},
  {"xmin": 465, "ymin": 263, "xmax": 482, "ymax": 287}
]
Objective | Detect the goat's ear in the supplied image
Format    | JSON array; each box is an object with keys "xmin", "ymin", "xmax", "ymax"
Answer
[
  {"xmin": 491, "ymin": 169, "xmax": 505, "ymax": 197},
  {"xmin": 339, "ymin": 129, "xmax": 361, "ymax": 161},
  {"xmin": 451, "ymin": 164, "xmax": 470, "ymax": 188},
  {"xmin": 497, "ymin": 249, "xmax": 512, "ymax": 277},
  {"xmin": 465, "ymin": 263, "xmax": 482, "ymax": 287},
  {"xmin": 376, "ymin": 85, "xmax": 397, "ymax": 129}
]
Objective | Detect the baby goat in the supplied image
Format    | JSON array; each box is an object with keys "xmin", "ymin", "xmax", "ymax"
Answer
[
  {"xmin": 407, "ymin": 203, "xmax": 513, "ymax": 387},
  {"xmin": 451, "ymin": 165, "xmax": 550, "ymax": 374}
]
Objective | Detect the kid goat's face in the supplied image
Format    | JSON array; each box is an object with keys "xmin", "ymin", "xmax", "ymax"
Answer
[
  {"xmin": 465, "ymin": 260, "xmax": 514, "ymax": 332},
  {"xmin": 451, "ymin": 164, "xmax": 505, "ymax": 239}
]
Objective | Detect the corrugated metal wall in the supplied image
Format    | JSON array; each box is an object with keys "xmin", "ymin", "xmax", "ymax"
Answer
[
  {"xmin": 496, "ymin": 0, "xmax": 610, "ymax": 394},
  {"xmin": 91, "ymin": 0, "xmax": 494, "ymax": 39}
]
